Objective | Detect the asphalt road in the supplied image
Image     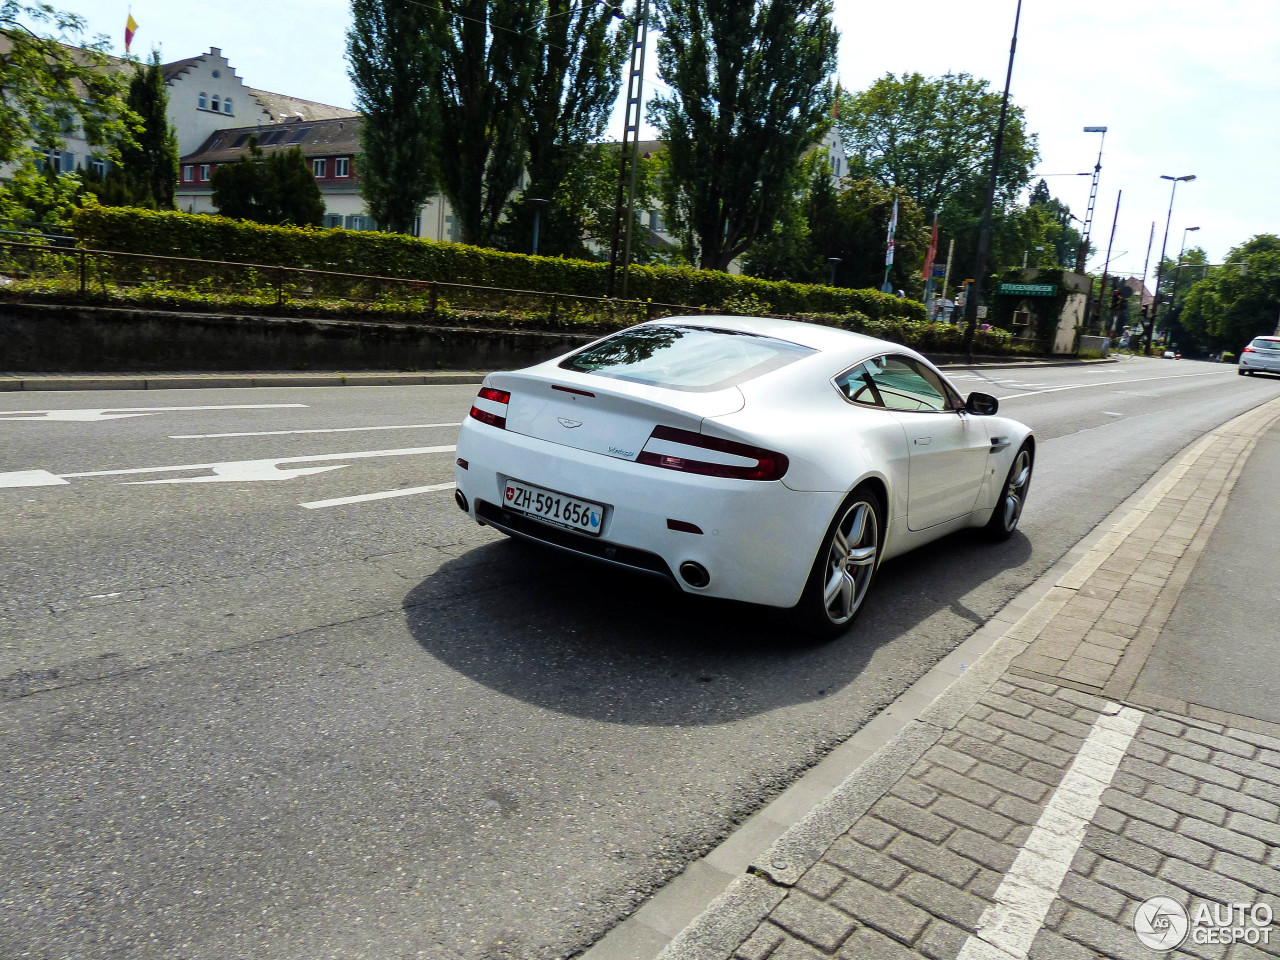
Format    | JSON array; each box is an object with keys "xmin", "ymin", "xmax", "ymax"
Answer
[{"xmin": 1, "ymin": 357, "xmax": 1276, "ymax": 960}]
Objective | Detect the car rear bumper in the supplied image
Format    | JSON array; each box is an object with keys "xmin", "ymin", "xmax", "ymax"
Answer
[
  {"xmin": 455, "ymin": 419, "xmax": 842, "ymax": 608},
  {"xmin": 1240, "ymin": 355, "xmax": 1280, "ymax": 372}
]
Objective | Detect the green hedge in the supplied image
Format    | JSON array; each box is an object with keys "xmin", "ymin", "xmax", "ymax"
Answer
[{"xmin": 71, "ymin": 206, "xmax": 925, "ymax": 323}]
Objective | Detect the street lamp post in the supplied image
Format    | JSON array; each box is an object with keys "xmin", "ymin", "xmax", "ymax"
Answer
[
  {"xmin": 1165, "ymin": 225, "xmax": 1200, "ymax": 343},
  {"xmin": 1146, "ymin": 175, "xmax": 1196, "ymax": 355},
  {"xmin": 962, "ymin": 0, "xmax": 1023, "ymax": 356},
  {"xmin": 1076, "ymin": 126, "xmax": 1108, "ymax": 273},
  {"xmin": 827, "ymin": 257, "xmax": 842, "ymax": 286},
  {"xmin": 527, "ymin": 198, "xmax": 549, "ymax": 256}
]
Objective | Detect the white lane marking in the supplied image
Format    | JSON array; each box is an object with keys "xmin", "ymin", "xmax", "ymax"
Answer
[
  {"xmin": 1102, "ymin": 411, "xmax": 1123, "ymax": 417},
  {"xmin": 999, "ymin": 371, "xmax": 1221, "ymax": 400},
  {"xmin": 0, "ymin": 470, "xmax": 69, "ymax": 488},
  {"xmin": 0, "ymin": 445, "xmax": 455, "ymax": 488},
  {"xmin": 127, "ymin": 464, "xmax": 350, "ymax": 485},
  {"xmin": 956, "ymin": 703, "xmax": 1145, "ymax": 960},
  {"xmin": 170, "ymin": 422, "xmax": 461, "ymax": 439},
  {"xmin": 300, "ymin": 481, "xmax": 456, "ymax": 509},
  {"xmin": 0, "ymin": 403, "xmax": 307, "ymax": 423}
]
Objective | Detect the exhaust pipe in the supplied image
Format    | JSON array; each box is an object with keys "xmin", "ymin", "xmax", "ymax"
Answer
[{"xmin": 678, "ymin": 561, "xmax": 710, "ymax": 589}]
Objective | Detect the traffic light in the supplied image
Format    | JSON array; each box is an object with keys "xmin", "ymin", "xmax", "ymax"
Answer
[
  {"xmin": 1140, "ymin": 303, "xmax": 1150, "ymax": 320},
  {"xmin": 1111, "ymin": 290, "xmax": 1122, "ymax": 311}
]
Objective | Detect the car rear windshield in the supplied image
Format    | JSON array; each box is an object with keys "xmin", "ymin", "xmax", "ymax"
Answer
[
  {"xmin": 558, "ymin": 324, "xmax": 815, "ymax": 392},
  {"xmin": 1251, "ymin": 338, "xmax": 1280, "ymax": 350}
]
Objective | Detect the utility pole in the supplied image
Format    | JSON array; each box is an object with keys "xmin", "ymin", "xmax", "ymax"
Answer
[
  {"xmin": 1089, "ymin": 190, "xmax": 1120, "ymax": 336},
  {"xmin": 962, "ymin": 0, "xmax": 1022, "ymax": 355},
  {"xmin": 1147, "ymin": 174, "xmax": 1195, "ymax": 355},
  {"xmin": 1075, "ymin": 127, "xmax": 1107, "ymax": 272},
  {"xmin": 940, "ymin": 238, "xmax": 955, "ymax": 320},
  {"xmin": 606, "ymin": 0, "xmax": 649, "ymax": 299}
]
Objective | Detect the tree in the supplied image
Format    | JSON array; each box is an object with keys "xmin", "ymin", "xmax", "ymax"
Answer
[
  {"xmin": 210, "ymin": 139, "xmax": 324, "ymax": 227},
  {"xmin": 87, "ymin": 51, "xmax": 178, "ymax": 208},
  {"xmin": 0, "ymin": 157, "xmax": 82, "ymax": 225},
  {"xmin": 649, "ymin": 0, "xmax": 839, "ymax": 271},
  {"xmin": 426, "ymin": 1, "xmax": 540, "ymax": 245},
  {"xmin": 346, "ymin": 0, "xmax": 439, "ymax": 234},
  {"xmin": 1181, "ymin": 235, "xmax": 1280, "ymax": 349},
  {"xmin": 837, "ymin": 72, "xmax": 1038, "ymax": 220},
  {"xmin": 499, "ymin": 0, "xmax": 629, "ymax": 255},
  {"xmin": 0, "ymin": 2, "xmax": 134, "ymax": 167},
  {"xmin": 745, "ymin": 164, "xmax": 928, "ymax": 294}
]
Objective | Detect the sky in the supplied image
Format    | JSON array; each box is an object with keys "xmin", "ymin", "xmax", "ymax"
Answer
[{"xmin": 73, "ymin": 0, "xmax": 1280, "ymax": 282}]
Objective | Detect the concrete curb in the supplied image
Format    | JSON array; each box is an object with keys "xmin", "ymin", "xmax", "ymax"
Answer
[
  {"xmin": 0, "ymin": 371, "xmax": 487, "ymax": 391},
  {"xmin": 639, "ymin": 394, "xmax": 1280, "ymax": 960}
]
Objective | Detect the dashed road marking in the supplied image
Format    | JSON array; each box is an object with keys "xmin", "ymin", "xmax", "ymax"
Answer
[
  {"xmin": 956, "ymin": 703, "xmax": 1145, "ymax": 960},
  {"xmin": 999, "ymin": 371, "xmax": 1221, "ymax": 400},
  {"xmin": 0, "ymin": 403, "xmax": 307, "ymax": 423},
  {"xmin": 170, "ymin": 422, "xmax": 461, "ymax": 439}
]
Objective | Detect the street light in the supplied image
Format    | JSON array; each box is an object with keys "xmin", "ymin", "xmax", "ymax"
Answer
[
  {"xmin": 1146, "ymin": 175, "xmax": 1196, "ymax": 354},
  {"xmin": 1166, "ymin": 226, "xmax": 1201, "ymax": 342},
  {"xmin": 1075, "ymin": 126, "xmax": 1108, "ymax": 272},
  {"xmin": 527, "ymin": 198, "xmax": 549, "ymax": 256},
  {"xmin": 827, "ymin": 257, "xmax": 842, "ymax": 286},
  {"xmin": 962, "ymin": 0, "xmax": 1023, "ymax": 355}
]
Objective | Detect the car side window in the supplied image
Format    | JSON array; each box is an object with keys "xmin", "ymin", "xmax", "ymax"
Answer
[
  {"xmin": 863, "ymin": 355, "xmax": 951, "ymax": 412},
  {"xmin": 834, "ymin": 362, "xmax": 884, "ymax": 407}
]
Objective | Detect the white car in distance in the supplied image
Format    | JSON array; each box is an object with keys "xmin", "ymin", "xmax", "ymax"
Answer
[{"xmin": 454, "ymin": 316, "xmax": 1034, "ymax": 637}]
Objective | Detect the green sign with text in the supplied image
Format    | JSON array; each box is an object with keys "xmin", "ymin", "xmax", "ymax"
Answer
[{"xmin": 997, "ymin": 282, "xmax": 1057, "ymax": 297}]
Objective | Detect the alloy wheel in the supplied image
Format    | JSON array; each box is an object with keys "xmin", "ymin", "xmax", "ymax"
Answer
[
  {"xmin": 1003, "ymin": 449, "xmax": 1033, "ymax": 531},
  {"xmin": 823, "ymin": 500, "xmax": 879, "ymax": 624}
]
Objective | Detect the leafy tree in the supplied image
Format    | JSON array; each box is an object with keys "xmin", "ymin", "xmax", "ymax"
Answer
[
  {"xmin": 84, "ymin": 51, "xmax": 178, "ymax": 208},
  {"xmin": 427, "ymin": 0, "xmax": 540, "ymax": 245},
  {"xmin": 649, "ymin": 0, "xmax": 839, "ymax": 271},
  {"xmin": 210, "ymin": 139, "xmax": 324, "ymax": 227},
  {"xmin": 346, "ymin": 0, "xmax": 438, "ymax": 234},
  {"xmin": 837, "ymin": 72, "xmax": 1038, "ymax": 220},
  {"xmin": 1181, "ymin": 235, "xmax": 1280, "ymax": 349},
  {"xmin": 0, "ymin": 158, "xmax": 81, "ymax": 224},
  {"xmin": 500, "ymin": 0, "xmax": 629, "ymax": 255},
  {"xmin": 0, "ymin": 2, "xmax": 134, "ymax": 167}
]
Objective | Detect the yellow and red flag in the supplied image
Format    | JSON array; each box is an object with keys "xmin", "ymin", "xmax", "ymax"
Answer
[{"xmin": 125, "ymin": 13, "xmax": 138, "ymax": 53}]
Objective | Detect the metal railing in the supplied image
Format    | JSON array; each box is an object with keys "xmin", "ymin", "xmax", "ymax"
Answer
[{"xmin": 0, "ymin": 237, "xmax": 710, "ymax": 327}]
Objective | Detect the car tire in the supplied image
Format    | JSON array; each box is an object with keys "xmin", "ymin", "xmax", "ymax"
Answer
[
  {"xmin": 791, "ymin": 485, "xmax": 885, "ymax": 639},
  {"xmin": 985, "ymin": 442, "xmax": 1033, "ymax": 542},
  {"xmin": 1239, "ymin": 369, "xmax": 1249, "ymax": 376}
]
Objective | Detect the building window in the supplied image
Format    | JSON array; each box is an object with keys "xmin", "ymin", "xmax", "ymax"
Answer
[
  {"xmin": 223, "ymin": 97, "xmax": 232, "ymax": 115},
  {"xmin": 183, "ymin": 165, "xmax": 193, "ymax": 182},
  {"xmin": 198, "ymin": 92, "xmax": 207, "ymax": 110},
  {"xmin": 323, "ymin": 214, "xmax": 343, "ymax": 229},
  {"xmin": 92, "ymin": 156, "xmax": 107, "ymax": 177},
  {"xmin": 312, "ymin": 158, "xmax": 326, "ymax": 178},
  {"xmin": 334, "ymin": 157, "xmax": 349, "ymax": 178},
  {"xmin": 211, "ymin": 95, "xmax": 221, "ymax": 113},
  {"xmin": 199, "ymin": 164, "xmax": 209, "ymax": 181},
  {"xmin": 345, "ymin": 214, "xmax": 376, "ymax": 231},
  {"xmin": 211, "ymin": 69, "xmax": 221, "ymax": 79},
  {"xmin": 62, "ymin": 151, "xmax": 75, "ymax": 171}
]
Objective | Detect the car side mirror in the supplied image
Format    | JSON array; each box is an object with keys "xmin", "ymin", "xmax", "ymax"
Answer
[{"xmin": 965, "ymin": 392, "xmax": 999, "ymax": 416}]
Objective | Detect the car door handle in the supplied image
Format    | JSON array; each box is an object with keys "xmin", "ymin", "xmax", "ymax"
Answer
[
  {"xmin": 990, "ymin": 437, "xmax": 1011, "ymax": 450},
  {"xmin": 914, "ymin": 437, "xmax": 932, "ymax": 445}
]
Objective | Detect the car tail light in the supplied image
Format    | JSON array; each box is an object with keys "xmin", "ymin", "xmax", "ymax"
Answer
[
  {"xmin": 469, "ymin": 386, "xmax": 510, "ymax": 429},
  {"xmin": 638, "ymin": 425, "xmax": 788, "ymax": 481},
  {"xmin": 1243, "ymin": 345, "xmax": 1256, "ymax": 353}
]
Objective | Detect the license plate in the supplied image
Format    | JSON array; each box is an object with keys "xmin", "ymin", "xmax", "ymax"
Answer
[{"xmin": 503, "ymin": 480, "xmax": 605, "ymax": 536}]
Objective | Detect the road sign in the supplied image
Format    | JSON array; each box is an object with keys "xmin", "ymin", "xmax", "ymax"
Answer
[
  {"xmin": 931, "ymin": 264, "xmax": 946, "ymax": 278},
  {"xmin": 997, "ymin": 282, "xmax": 1057, "ymax": 297}
]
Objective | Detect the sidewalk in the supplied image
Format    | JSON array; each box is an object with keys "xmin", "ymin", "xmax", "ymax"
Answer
[{"xmin": 645, "ymin": 397, "xmax": 1280, "ymax": 960}]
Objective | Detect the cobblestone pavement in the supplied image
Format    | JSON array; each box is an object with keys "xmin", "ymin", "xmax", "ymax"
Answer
[{"xmin": 657, "ymin": 399, "xmax": 1280, "ymax": 960}]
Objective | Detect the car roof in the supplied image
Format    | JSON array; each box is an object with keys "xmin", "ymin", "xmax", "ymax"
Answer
[{"xmin": 651, "ymin": 314, "xmax": 906, "ymax": 355}]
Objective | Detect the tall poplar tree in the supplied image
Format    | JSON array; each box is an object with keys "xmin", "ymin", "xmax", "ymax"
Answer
[
  {"xmin": 102, "ymin": 51, "xmax": 178, "ymax": 208},
  {"xmin": 500, "ymin": 0, "xmax": 629, "ymax": 254},
  {"xmin": 346, "ymin": 0, "xmax": 439, "ymax": 234},
  {"xmin": 649, "ymin": 0, "xmax": 838, "ymax": 271},
  {"xmin": 427, "ymin": 0, "xmax": 540, "ymax": 245}
]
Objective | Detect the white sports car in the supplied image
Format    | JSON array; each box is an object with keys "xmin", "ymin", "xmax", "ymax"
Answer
[{"xmin": 454, "ymin": 316, "xmax": 1034, "ymax": 636}]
